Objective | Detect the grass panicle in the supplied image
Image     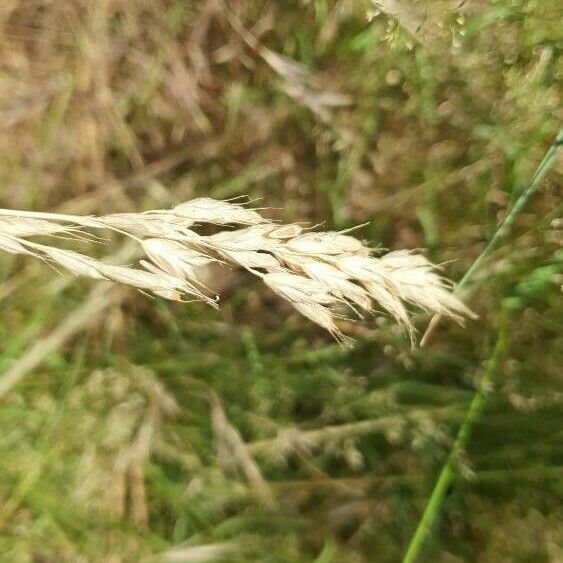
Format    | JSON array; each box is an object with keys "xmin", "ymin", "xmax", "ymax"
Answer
[{"xmin": 0, "ymin": 197, "xmax": 473, "ymax": 342}]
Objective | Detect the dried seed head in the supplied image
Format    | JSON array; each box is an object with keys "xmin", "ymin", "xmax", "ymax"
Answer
[{"xmin": 0, "ymin": 197, "xmax": 474, "ymax": 342}]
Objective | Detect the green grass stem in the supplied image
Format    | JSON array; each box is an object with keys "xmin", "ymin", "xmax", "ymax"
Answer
[
  {"xmin": 402, "ymin": 313, "xmax": 509, "ymax": 563},
  {"xmin": 421, "ymin": 129, "xmax": 563, "ymax": 345}
]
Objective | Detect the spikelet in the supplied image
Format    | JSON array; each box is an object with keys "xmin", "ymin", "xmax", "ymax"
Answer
[
  {"xmin": 100, "ymin": 213, "xmax": 196, "ymax": 239},
  {"xmin": 2, "ymin": 235, "xmax": 210, "ymax": 304},
  {"xmin": 99, "ymin": 264, "xmax": 193, "ymax": 300},
  {"xmin": 262, "ymin": 271, "xmax": 340, "ymax": 306},
  {"xmin": 260, "ymin": 271, "xmax": 346, "ymax": 340},
  {"xmin": 284, "ymin": 231, "xmax": 369, "ymax": 256},
  {"xmin": 172, "ymin": 198, "xmax": 268, "ymax": 226},
  {"xmin": 0, "ymin": 233, "xmax": 36, "ymax": 255},
  {"xmin": 294, "ymin": 258, "xmax": 373, "ymax": 312},
  {"xmin": 141, "ymin": 238, "xmax": 214, "ymax": 281},
  {"xmin": 0, "ymin": 217, "xmax": 73, "ymax": 237},
  {"xmin": 0, "ymin": 198, "xmax": 475, "ymax": 343},
  {"xmin": 140, "ymin": 238, "xmax": 219, "ymax": 306},
  {"xmin": 38, "ymin": 246, "xmax": 108, "ymax": 280}
]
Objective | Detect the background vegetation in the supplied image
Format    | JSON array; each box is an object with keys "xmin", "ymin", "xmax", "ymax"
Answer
[{"xmin": 0, "ymin": 1, "xmax": 561, "ymax": 561}]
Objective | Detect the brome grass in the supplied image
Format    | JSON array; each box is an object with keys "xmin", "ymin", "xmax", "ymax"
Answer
[{"xmin": 0, "ymin": 197, "xmax": 473, "ymax": 342}]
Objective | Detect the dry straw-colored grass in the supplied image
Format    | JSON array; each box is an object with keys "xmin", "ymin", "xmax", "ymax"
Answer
[{"xmin": 0, "ymin": 197, "xmax": 473, "ymax": 342}]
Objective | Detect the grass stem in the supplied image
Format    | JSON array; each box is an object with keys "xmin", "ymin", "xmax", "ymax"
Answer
[
  {"xmin": 402, "ymin": 312, "xmax": 509, "ymax": 563},
  {"xmin": 420, "ymin": 129, "xmax": 563, "ymax": 346}
]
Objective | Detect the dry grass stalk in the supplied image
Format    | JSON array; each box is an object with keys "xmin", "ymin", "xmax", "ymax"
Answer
[
  {"xmin": 247, "ymin": 406, "xmax": 458, "ymax": 459},
  {"xmin": 0, "ymin": 197, "xmax": 474, "ymax": 342},
  {"xmin": 0, "ymin": 284, "xmax": 123, "ymax": 399},
  {"xmin": 210, "ymin": 391, "xmax": 276, "ymax": 509}
]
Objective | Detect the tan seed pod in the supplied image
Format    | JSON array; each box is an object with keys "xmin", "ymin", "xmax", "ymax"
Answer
[
  {"xmin": 101, "ymin": 213, "xmax": 195, "ymax": 238},
  {"xmin": 173, "ymin": 198, "xmax": 269, "ymax": 226},
  {"xmin": 140, "ymin": 259, "xmax": 218, "ymax": 307},
  {"xmin": 285, "ymin": 232, "xmax": 369, "ymax": 256},
  {"xmin": 99, "ymin": 263, "xmax": 185, "ymax": 293},
  {"xmin": 363, "ymin": 281, "xmax": 413, "ymax": 335},
  {"xmin": 222, "ymin": 250, "xmax": 282, "ymax": 271},
  {"xmin": 0, "ymin": 217, "xmax": 73, "ymax": 237},
  {"xmin": 141, "ymin": 238, "xmax": 214, "ymax": 282},
  {"xmin": 292, "ymin": 301, "xmax": 345, "ymax": 341},
  {"xmin": 205, "ymin": 225, "xmax": 280, "ymax": 252},
  {"xmin": 0, "ymin": 233, "xmax": 35, "ymax": 255},
  {"xmin": 39, "ymin": 247, "xmax": 107, "ymax": 280},
  {"xmin": 267, "ymin": 224, "xmax": 304, "ymax": 239},
  {"xmin": 296, "ymin": 259, "xmax": 372, "ymax": 311},
  {"xmin": 262, "ymin": 271, "xmax": 338, "ymax": 306}
]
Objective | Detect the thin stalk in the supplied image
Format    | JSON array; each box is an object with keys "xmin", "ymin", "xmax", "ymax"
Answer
[
  {"xmin": 402, "ymin": 312, "xmax": 509, "ymax": 563},
  {"xmin": 421, "ymin": 129, "xmax": 563, "ymax": 346},
  {"xmin": 269, "ymin": 465, "xmax": 563, "ymax": 491}
]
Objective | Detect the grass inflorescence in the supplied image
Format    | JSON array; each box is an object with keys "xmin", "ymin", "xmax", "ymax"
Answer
[{"xmin": 0, "ymin": 198, "xmax": 473, "ymax": 343}]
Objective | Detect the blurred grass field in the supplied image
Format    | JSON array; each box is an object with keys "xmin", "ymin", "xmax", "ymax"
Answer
[{"xmin": 0, "ymin": 1, "xmax": 562, "ymax": 561}]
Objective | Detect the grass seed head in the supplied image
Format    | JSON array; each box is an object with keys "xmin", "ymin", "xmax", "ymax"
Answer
[{"xmin": 0, "ymin": 198, "xmax": 474, "ymax": 342}]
